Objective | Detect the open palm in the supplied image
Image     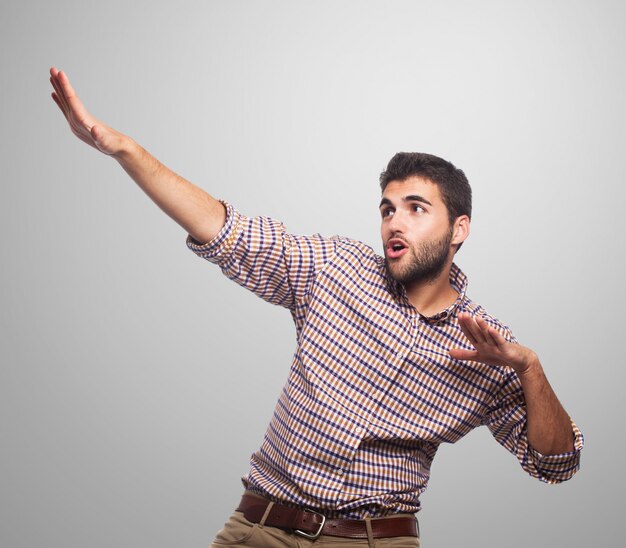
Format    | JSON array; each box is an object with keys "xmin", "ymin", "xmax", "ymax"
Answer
[
  {"xmin": 450, "ymin": 312, "xmax": 536, "ymax": 374},
  {"xmin": 49, "ymin": 67, "xmax": 126, "ymax": 155}
]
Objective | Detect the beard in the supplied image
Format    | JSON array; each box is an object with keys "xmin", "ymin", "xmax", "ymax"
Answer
[{"xmin": 385, "ymin": 226, "xmax": 454, "ymax": 285}]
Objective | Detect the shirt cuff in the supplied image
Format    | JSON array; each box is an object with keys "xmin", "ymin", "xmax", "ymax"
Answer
[
  {"xmin": 185, "ymin": 201, "xmax": 240, "ymax": 264},
  {"xmin": 528, "ymin": 421, "xmax": 584, "ymax": 484}
]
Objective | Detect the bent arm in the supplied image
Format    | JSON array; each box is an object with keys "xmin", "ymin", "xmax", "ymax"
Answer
[
  {"xmin": 49, "ymin": 67, "xmax": 224, "ymax": 243},
  {"xmin": 451, "ymin": 313, "xmax": 575, "ymax": 455},
  {"xmin": 512, "ymin": 353, "xmax": 574, "ymax": 455}
]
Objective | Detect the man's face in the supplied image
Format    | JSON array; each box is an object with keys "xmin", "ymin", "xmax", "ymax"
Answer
[{"xmin": 380, "ymin": 176, "xmax": 457, "ymax": 285}]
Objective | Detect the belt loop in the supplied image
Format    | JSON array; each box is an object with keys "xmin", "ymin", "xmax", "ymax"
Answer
[
  {"xmin": 259, "ymin": 501, "xmax": 275, "ymax": 527},
  {"xmin": 365, "ymin": 517, "xmax": 375, "ymax": 548}
]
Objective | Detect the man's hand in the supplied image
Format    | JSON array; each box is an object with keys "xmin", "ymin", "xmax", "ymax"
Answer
[
  {"xmin": 49, "ymin": 66, "xmax": 225, "ymax": 243},
  {"xmin": 451, "ymin": 312, "xmax": 575, "ymax": 454},
  {"xmin": 49, "ymin": 67, "xmax": 129, "ymax": 156},
  {"xmin": 449, "ymin": 312, "xmax": 538, "ymax": 375}
]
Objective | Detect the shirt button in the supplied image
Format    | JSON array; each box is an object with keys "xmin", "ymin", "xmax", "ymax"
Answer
[
  {"xmin": 336, "ymin": 468, "xmax": 344, "ymax": 476},
  {"xmin": 354, "ymin": 426, "xmax": 363, "ymax": 435}
]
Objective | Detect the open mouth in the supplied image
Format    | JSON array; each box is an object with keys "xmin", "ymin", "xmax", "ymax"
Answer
[{"xmin": 386, "ymin": 238, "xmax": 409, "ymax": 259}]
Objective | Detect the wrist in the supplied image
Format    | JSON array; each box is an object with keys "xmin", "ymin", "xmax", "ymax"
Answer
[
  {"xmin": 515, "ymin": 350, "xmax": 542, "ymax": 378},
  {"xmin": 113, "ymin": 135, "xmax": 139, "ymax": 162}
]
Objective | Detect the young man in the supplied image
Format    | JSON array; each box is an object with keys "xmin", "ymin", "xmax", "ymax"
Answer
[{"xmin": 50, "ymin": 67, "xmax": 583, "ymax": 547}]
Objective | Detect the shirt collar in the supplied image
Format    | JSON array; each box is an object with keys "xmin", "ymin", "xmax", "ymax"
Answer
[{"xmin": 384, "ymin": 261, "xmax": 468, "ymax": 324}]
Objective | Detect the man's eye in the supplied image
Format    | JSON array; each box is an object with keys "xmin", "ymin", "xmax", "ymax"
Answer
[
  {"xmin": 381, "ymin": 209, "xmax": 394, "ymax": 218},
  {"xmin": 412, "ymin": 204, "xmax": 425, "ymax": 213}
]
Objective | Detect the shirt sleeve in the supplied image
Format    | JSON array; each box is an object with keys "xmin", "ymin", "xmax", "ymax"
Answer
[
  {"xmin": 185, "ymin": 201, "xmax": 339, "ymax": 311},
  {"xmin": 483, "ymin": 368, "xmax": 584, "ymax": 484}
]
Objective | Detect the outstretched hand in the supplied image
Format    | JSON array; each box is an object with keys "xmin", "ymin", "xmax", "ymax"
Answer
[
  {"xmin": 49, "ymin": 67, "xmax": 128, "ymax": 156},
  {"xmin": 449, "ymin": 312, "xmax": 537, "ymax": 375}
]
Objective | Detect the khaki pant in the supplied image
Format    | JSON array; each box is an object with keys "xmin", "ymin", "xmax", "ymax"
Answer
[{"xmin": 211, "ymin": 511, "xmax": 420, "ymax": 548}]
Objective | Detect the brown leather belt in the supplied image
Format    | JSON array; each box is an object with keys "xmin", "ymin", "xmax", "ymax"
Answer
[{"xmin": 236, "ymin": 493, "xmax": 418, "ymax": 540}]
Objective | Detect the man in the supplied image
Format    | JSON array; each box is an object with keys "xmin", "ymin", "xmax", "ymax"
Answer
[{"xmin": 50, "ymin": 67, "xmax": 583, "ymax": 547}]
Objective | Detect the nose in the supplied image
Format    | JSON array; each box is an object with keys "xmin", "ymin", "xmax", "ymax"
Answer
[{"xmin": 388, "ymin": 210, "xmax": 407, "ymax": 234}]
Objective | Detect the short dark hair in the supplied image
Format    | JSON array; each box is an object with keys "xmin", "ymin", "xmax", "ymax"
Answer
[{"xmin": 379, "ymin": 152, "xmax": 472, "ymax": 223}]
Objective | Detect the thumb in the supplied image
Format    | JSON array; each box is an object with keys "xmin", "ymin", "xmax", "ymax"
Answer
[
  {"xmin": 449, "ymin": 348, "xmax": 478, "ymax": 361},
  {"xmin": 90, "ymin": 124, "xmax": 117, "ymax": 155}
]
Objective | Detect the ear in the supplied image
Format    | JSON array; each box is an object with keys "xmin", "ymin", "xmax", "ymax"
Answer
[{"xmin": 451, "ymin": 215, "xmax": 470, "ymax": 247}]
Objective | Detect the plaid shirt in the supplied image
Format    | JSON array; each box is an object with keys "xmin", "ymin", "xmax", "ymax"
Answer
[{"xmin": 187, "ymin": 202, "xmax": 583, "ymax": 518}]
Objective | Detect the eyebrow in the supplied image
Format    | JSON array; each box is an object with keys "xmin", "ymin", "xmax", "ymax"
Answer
[{"xmin": 379, "ymin": 195, "xmax": 433, "ymax": 209}]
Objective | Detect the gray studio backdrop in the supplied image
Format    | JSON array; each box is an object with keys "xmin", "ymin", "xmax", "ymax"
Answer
[{"xmin": 1, "ymin": 1, "xmax": 623, "ymax": 547}]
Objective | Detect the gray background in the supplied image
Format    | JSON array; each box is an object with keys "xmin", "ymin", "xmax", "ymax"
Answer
[{"xmin": 1, "ymin": 0, "xmax": 623, "ymax": 546}]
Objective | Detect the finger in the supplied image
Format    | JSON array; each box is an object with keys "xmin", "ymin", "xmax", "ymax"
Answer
[
  {"xmin": 49, "ymin": 68, "xmax": 63, "ymax": 95},
  {"xmin": 51, "ymin": 84, "xmax": 86, "ymax": 136},
  {"xmin": 474, "ymin": 316, "xmax": 506, "ymax": 348},
  {"xmin": 57, "ymin": 70, "xmax": 90, "ymax": 124},
  {"xmin": 57, "ymin": 70, "xmax": 78, "ymax": 99},
  {"xmin": 475, "ymin": 316, "xmax": 503, "ymax": 347},
  {"xmin": 486, "ymin": 326, "xmax": 507, "ymax": 350},
  {"xmin": 449, "ymin": 348, "xmax": 479, "ymax": 361},
  {"xmin": 473, "ymin": 316, "xmax": 497, "ymax": 345},
  {"xmin": 50, "ymin": 76, "xmax": 70, "ymax": 113},
  {"xmin": 51, "ymin": 92, "xmax": 70, "ymax": 121},
  {"xmin": 56, "ymin": 70, "xmax": 93, "ymax": 127},
  {"xmin": 458, "ymin": 313, "xmax": 486, "ymax": 345},
  {"xmin": 49, "ymin": 66, "xmax": 60, "ymax": 86},
  {"xmin": 456, "ymin": 313, "xmax": 478, "ymax": 345}
]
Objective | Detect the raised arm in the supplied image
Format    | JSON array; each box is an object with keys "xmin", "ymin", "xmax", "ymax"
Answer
[{"xmin": 49, "ymin": 67, "xmax": 225, "ymax": 244}]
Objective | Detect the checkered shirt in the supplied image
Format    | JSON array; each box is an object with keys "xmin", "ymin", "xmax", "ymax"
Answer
[{"xmin": 186, "ymin": 202, "xmax": 583, "ymax": 518}]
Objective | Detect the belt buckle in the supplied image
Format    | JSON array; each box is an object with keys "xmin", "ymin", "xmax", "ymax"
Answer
[{"xmin": 294, "ymin": 509, "xmax": 326, "ymax": 540}]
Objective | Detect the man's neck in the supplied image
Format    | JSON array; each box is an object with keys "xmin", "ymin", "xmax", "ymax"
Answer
[{"xmin": 403, "ymin": 266, "xmax": 459, "ymax": 317}]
